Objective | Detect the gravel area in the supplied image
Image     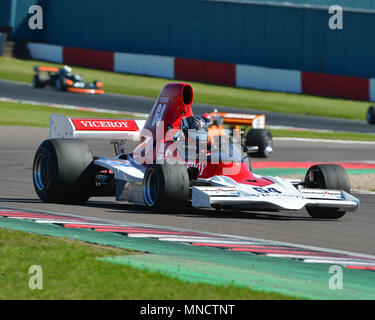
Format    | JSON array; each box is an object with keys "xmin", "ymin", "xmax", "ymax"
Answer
[{"xmin": 283, "ymin": 174, "xmax": 375, "ymax": 192}]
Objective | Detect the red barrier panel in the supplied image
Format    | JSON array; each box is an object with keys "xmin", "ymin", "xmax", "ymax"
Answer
[
  {"xmin": 63, "ymin": 47, "xmax": 114, "ymax": 71},
  {"xmin": 175, "ymin": 58, "xmax": 235, "ymax": 86},
  {"xmin": 302, "ymin": 71, "xmax": 369, "ymax": 101},
  {"xmin": 174, "ymin": 58, "xmax": 204, "ymax": 82},
  {"xmin": 204, "ymin": 61, "xmax": 236, "ymax": 86}
]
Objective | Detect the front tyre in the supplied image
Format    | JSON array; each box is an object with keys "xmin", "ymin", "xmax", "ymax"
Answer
[
  {"xmin": 304, "ymin": 164, "xmax": 350, "ymax": 219},
  {"xmin": 33, "ymin": 139, "xmax": 94, "ymax": 203},
  {"xmin": 142, "ymin": 163, "xmax": 189, "ymax": 213}
]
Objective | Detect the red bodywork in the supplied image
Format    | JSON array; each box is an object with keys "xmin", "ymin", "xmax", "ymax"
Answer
[{"xmin": 139, "ymin": 83, "xmax": 273, "ymax": 187}]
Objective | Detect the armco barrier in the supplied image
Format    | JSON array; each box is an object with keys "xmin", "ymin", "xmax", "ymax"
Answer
[{"xmin": 26, "ymin": 42, "xmax": 373, "ymax": 102}]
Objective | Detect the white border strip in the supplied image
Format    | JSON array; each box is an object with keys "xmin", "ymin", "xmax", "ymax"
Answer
[{"xmin": 1, "ymin": 206, "xmax": 375, "ymax": 261}]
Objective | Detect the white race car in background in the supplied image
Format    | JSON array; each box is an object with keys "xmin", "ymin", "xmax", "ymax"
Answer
[{"xmin": 32, "ymin": 83, "xmax": 359, "ymax": 219}]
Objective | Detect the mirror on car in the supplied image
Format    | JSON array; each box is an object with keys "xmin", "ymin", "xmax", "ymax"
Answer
[{"xmin": 243, "ymin": 146, "xmax": 259, "ymax": 154}]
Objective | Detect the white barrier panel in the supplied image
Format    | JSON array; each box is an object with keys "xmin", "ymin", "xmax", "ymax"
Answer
[
  {"xmin": 369, "ymin": 78, "xmax": 375, "ymax": 101},
  {"xmin": 114, "ymin": 52, "xmax": 174, "ymax": 79},
  {"xmin": 27, "ymin": 43, "xmax": 63, "ymax": 63},
  {"xmin": 236, "ymin": 64, "xmax": 302, "ymax": 94}
]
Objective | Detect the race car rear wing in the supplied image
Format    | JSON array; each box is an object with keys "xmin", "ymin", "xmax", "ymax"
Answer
[
  {"xmin": 34, "ymin": 66, "xmax": 60, "ymax": 73},
  {"xmin": 203, "ymin": 112, "xmax": 266, "ymax": 129},
  {"xmin": 50, "ymin": 114, "xmax": 146, "ymax": 141}
]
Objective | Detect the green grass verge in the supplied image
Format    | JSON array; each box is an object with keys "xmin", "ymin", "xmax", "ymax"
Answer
[
  {"xmin": 1, "ymin": 100, "xmax": 375, "ymax": 141},
  {"xmin": 270, "ymin": 128, "xmax": 375, "ymax": 141},
  {"xmin": 0, "ymin": 57, "xmax": 371, "ymax": 121},
  {"xmin": 0, "ymin": 228, "xmax": 294, "ymax": 299},
  {"xmin": 0, "ymin": 100, "xmax": 132, "ymax": 127}
]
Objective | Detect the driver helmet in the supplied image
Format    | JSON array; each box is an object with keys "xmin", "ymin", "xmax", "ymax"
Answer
[
  {"xmin": 61, "ymin": 65, "xmax": 72, "ymax": 75},
  {"xmin": 179, "ymin": 116, "xmax": 209, "ymax": 161},
  {"xmin": 181, "ymin": 116, "xmax": 208, "ymax": 144}
]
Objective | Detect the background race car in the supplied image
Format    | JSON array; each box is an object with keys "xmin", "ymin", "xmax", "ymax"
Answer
[
  {"xmin": 202, "ymin": 110, "xmax": 273, "ymax": 158},
  {"xmin": 32, "ymin": 65, "xmax": 104, "ymax": 94}
]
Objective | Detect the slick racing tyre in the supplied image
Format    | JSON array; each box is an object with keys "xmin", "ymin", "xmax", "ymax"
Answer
[
  {"xmin": 304, "ymin": 164, "xmax": 350, "ymax": 219},
  {"xmin": 245, "ymin": 129, "xmax": 273, "ymax": 158},
  {"xmin": 142, "ymin": 163, "xmax": 189, "ymax": 213},
  {"xmin": 32, "ymin": 75, "xmax": 45, "ymax": 88},
  {"xmin": 56, "ymin": 78, "xmax": 65, "ymax": 91},
  {"xmin": 366, "ymin": 106, "xmax": 375, "ymax": 125},
  {"xmin": 33, "ymin": 139, "xmax": 94, "ymax": 203}
]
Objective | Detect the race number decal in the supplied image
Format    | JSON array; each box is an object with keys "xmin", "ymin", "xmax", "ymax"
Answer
[
  {"xmin": 152, "ymin": 103, "xmax": 166, "ymax": 127},
  {"xmin": 253, "ymin": 187, "xmax": 282, "ymax": 194}
]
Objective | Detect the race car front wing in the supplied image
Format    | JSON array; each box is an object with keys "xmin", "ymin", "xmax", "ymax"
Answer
[{"xmin": 191, "ymin": 186, "xmax": 359, "ymax": 212}]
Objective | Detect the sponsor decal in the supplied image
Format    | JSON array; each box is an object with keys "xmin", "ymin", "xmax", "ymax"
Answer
[
  {"xmin": 185, "ymin": 162, "xmax": 207, "ymax": 175},
  {"xmin": 72, "ymin": 119, "xmax": 139, "ymax": 131},
  {"xmin": 252, "ymin": 187, "xmax": 282, "ymax": 194},
  {"xmin": 152, "ymin": 103, "xmax": 167, "ymax": 127},
  {"xmin": 223, "ymin": 113, "xmax": 257, "ymax": 119}
]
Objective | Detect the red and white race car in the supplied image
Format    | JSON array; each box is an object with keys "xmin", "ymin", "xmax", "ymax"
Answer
[{"xmin": 32, "ymin": 83, "xmax": 359, "ymax": 219}]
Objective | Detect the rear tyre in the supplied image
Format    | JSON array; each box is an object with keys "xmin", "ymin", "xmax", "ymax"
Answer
[
  {"xmin": 32, "ymin": 75, "xmax": 45, "ymax": 88},
  {"xmin": 33, "ymin": 139, "xmax": 94, "ymax": 203},
  {"xmin": 304, "ymin": 164, "xmax": 350, "ymax": 219},
  {"xmin": 142, "ymin": 163, "xmax": 189, "ymax": 213},
  {"xmin": 245, "ymin": 129, "xmax": 273, "ymax": 158},
  {"xmin": 366, "ymin": 106, "xmax": 375, "ymax": 125},
  {"xmin": 56, "ymin": 78, "xmax": 65, "ymax": 91}
]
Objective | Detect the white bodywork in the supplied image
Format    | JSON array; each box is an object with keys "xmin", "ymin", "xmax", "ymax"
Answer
[
  {"xmin": 91, "ymin": 154, "xmax": 359, "ymax": 212},
  {"xmin": 191, "ymin": 175, "xmax": 359, "ymax": 211}
]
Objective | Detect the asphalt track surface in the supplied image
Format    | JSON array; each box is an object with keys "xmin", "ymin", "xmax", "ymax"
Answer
[
  {"xmin": 1, "ymin": 80, "xmax": 375, "ymax": 133},
  {"xmin": 1, "ymin": 126, "xmax": 374, "ymax": 256}
]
